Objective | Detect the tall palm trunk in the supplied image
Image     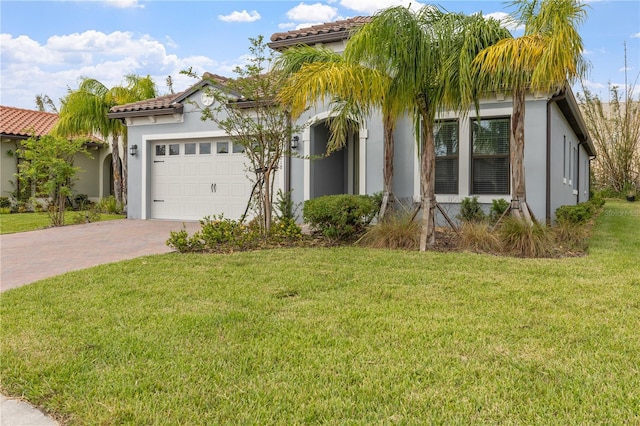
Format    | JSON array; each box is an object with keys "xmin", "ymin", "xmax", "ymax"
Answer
[
  {"xmin": 510, "ymin": 88, "xmax": 533, "ymax": 222},
  {"xmin": 111, "ymin": 133, "xmax": 123, "ymax": 206},
  {"xmin": 379, "ymin": 113, "xmax": 395, "ymax": 219},
  {"xmin": 419, "ymin": 111, "xmax": 437, "ymax": 251},
  {"xmin": 121, "ymin": 137, "xmax": 128, "ymax": 208}
]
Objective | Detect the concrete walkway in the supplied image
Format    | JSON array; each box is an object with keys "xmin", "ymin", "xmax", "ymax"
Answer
[{"xmin": 0, "ymin": 219, "xmax": 201, "ymax": 425}]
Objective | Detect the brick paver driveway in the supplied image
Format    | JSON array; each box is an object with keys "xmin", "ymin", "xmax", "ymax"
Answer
[{"xmin": 0, "ymin": 219, "xmax": 201, "ymax": 292}]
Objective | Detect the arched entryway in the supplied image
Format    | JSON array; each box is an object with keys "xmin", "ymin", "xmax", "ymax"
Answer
[
  {"xmin": 309, "ymin": 119, "xmax": 360, "ymax": 199},
  {"xmin": 102, "ymin": 154, "xmax": 118, "ymax": 198}
]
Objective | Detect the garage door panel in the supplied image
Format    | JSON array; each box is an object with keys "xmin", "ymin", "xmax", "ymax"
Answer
[{"xmin": 151, "ymin": 140, "xmax": 261, "ymax": 221}]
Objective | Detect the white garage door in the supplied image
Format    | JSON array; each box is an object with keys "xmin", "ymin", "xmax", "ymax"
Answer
[{"xmin": 150, "ymin": 140, "xmax": 254, "ymax": 221}]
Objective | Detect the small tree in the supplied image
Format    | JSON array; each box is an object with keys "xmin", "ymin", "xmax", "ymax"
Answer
[
  {"xmin": 579, "ymin": 63, "xmax": 640, "ymax": 195},
  {"xmin": 188, "ymin": 36, "xmax": 301, "ymax": 233},
  {"xmin": 16, "ymin": 135, "xmax": 88, "ymax": 226}
]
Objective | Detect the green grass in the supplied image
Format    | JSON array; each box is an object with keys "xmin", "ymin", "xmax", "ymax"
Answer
[
  {"xmin": 1, "ymin": 200, "xmax": 639, "ymax": 424},
  {"xmin": 0, "ymin": 211, "xmax": 125, "ymax": 234}
]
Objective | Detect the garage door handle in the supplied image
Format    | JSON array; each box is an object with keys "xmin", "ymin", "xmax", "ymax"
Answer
[{"xmin": 211, "ymin": 183, "xmax": 216, "ymax": 193}]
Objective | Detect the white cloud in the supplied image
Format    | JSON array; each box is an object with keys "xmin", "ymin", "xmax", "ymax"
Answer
[
  {"xmin": 339, "ymin": 0, "xmax": 424, "ymax": 14},
  {"xmin": 103, "ymin": 0, "xmax": 144, "ymax": 9},
  {"xmin": 278, "ymin": 22, "xmax": 296, "ymax": 30},
  {"xmin": 287, "ymin": 3, "xmax": 339, "ymax": 22},
  {"xmin": 296, "ymin": 22, "xmax": 324, "ymax": 29},
  {"xmin": 0, "ymin": 31, "xmax": 223, "ymax": 109},
  {"xmin": 619, "ymin": 66, "xmax": 633, "ymax": 72},
  {"xmin": 632, "ymin": 32, "xmax": 640, "ymax": 39},
  {"xmin": 483, "ymin": 11, "xmax": 524, "ymax": 32},
  {"xmin": 218, "ymin": 10, "xmax": 261, "ymax": 23}
]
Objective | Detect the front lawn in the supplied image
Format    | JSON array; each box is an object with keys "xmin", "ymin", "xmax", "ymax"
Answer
[
  {"xmin": 0, "ymin": 211, "xmax": 125, "ymax": 234},
  {"xmin": 1, "ymin": 200, "xmax": 638, "ymax": 424}
]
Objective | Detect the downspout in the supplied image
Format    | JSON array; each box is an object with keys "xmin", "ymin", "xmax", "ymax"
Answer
[{"xmin": 546, "ymin": 90, "xmax": 567, "ymax": 224}]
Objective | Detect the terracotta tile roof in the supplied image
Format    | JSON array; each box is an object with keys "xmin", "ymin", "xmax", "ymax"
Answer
[
  {"xmin": 109, "ymin": 73, "xmax": 231, "ymax": 117},
  {"xmin": 109, "ymin": 92, "xmax": 185, "ymax": 114},
  {"xmin": 0, "ymin": 105, "xmax": 58, "ymax": 138},
  {"xmin": 269, "ymin": 16, "xmax": 371, "ymax": 49}
]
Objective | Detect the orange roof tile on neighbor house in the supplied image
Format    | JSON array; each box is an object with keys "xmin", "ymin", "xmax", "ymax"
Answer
[
  {"xmin": 0, "ymin": 105, "xmax": 58, "ymax": 138},
  {"xmin": 268, "ymin": 16, "xmax": 371, "ymax": 50}
]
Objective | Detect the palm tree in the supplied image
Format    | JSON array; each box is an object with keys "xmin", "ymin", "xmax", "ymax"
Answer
[
  {"xmin": 278, "ymin": 7, "xmax": 508, "ymax": 250},
  {"xmin": 472, "ymin": 0, "xmax": 588, "ymax": 222},
  {"xmin": 275, "ymin": 46, "xmax": 397, "ymax": 217},
  {"xmin": 344, "ymin": 6, "xmax": 509, "ymax": 249},
  {"xmin": 53, "ymin": 75, "xmax": 157, "ymax": 207}
]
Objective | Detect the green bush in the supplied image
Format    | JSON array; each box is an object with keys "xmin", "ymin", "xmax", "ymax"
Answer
[
  {"xmin": 166, "ymin": 229, "xmax": 204, "ymax": 253},
  {"xmin": 489, "ymin": 198, "xmax": 510, "ymax": 223},
  {"xmin": 96, "ymin": 196, "xmax": 123, "ymax": 214},
  {"xmin": 303, "ymin": 194, "xmax": 381, "ymax": 241},
  {"xmin": 269, "ymin": 217, "xmax": 303, "ymax": 243},
  {"xmin": 198, "ymin": 215, "xmax": 263, "ymax": 250},
  {"xmin": 555, "ymin": 197, "xmax": 605, "ymax": 225},
  {"xmin": 458, "ymin": 196, "xmax": 485, "ymax": 223},
  {"xmin": 0, "ymin": 197, "xmax": 11, "ymax": 209},
  {"xmin": 274, "ymin": 189, "xmax": 297, "ymax": 222}
]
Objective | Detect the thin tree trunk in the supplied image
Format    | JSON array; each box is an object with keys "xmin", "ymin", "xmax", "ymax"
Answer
[
  {"xmin": 510, "ymin": 88, "xmax": 531, "ymax": 222},
  {"xmin": 379, "ymin": 114, "xmax": 395, "ymax": 220},
  {"xmin": 263, "ymin": 168, "xmax": 272, "ymax": 233},
  {"xmin": 419, "ymin": 117, "xmax": 436, "ymax": 251},
  {"xmin": 111, "ymin": 134, "xmax": 123, "ymax": 207}
]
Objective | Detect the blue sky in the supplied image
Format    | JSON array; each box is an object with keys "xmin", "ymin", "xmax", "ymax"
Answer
[{"xmin": 1, "ymin": 0, "xmax": 638, "ymax": 110}]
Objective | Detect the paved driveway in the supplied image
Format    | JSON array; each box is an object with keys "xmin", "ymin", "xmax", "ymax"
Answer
[{"xmin": 0, "ymin": 219, "xmax": 201, "ymax": 292}]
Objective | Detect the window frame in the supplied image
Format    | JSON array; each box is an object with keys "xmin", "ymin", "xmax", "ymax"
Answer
[
  {"xmin": 434, "ymin": 119, "xmax": 459, "ymax": 195},
  {"xmin": 470, "ymin": 116, "xmax": 511, "ymax": 196}
]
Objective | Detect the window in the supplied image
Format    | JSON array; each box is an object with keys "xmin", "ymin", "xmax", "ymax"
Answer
[
  {"xmin": 233, "ymin": 143, "xmax": 245, "ymax": 154},
  {"xmin": 169, "ymin": 144, "xmax": 180, "ymax": 155},
  {"xmin": 471, "ymin": 117, "xmax": 510, "ymax": 195},
  {"xmin": 184, "ymin": 143, "xmax": 196, "ymax": 155},
  {"xmin": 199, "ymin": 142, "xmax": 211, "ymax": 155},
  {"xmin": 217, "ymin": 142, "xmax": 229, "ymax": 154},
  {"xmin": 155, "ymin": 144, "xmax": 166, "ymax": 156},
  {"xmin": 563, "ymin": 136, "xmax": 567, "ymax": 183},
  {"xmin": 434, "ymin": 120, "xmax": 459, "ymax": 194}
]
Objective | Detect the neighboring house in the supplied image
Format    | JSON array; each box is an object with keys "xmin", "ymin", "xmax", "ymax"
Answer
[
  {"xmin": 117, "ymin": 17, "xmax": 594, "ymax": 224},
  {"xmin": 0, "ymin": 105, "xmax": 112, "ymax": 202}
]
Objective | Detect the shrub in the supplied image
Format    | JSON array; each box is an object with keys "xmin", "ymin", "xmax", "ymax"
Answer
[
  {"xmin": 357, "ymin": 211, "xmax": 419, "ymax": 249},
  {"xmin": 200, "ymin": 215, "xmax": 245, "ymax": 246},
  {"xmin": 269, "ymin": 217, "xmax": 303, "ymax": 243},
  {"xmin": 72, "ymin": 209, "xmax": 101, "ymax": 224},
  {"xmin": 489, "ymin": 198, "xmax": 510, "ymax": 224},
  {"xmin": 0, "ymin": 207, "xmax": 10, "ymax": 215},
  {"xmin": 555, "ymin": 197, "xmax": 605, "ymax": 225},
  {"xmin": 274, "ymin": 189, "xmax": 297, "ymax": 222},
  {"xmin": 458, "ymin": 221, "xmax": 502, "ymax": 253},
  {"xmin": 499, "ymin": 217, "xmax": 552, "ymax": 257},
  {"xmin": 96, "ymin": 196, "xmax": 123, "ymax": 214},
  {"xmin": 303, "ymin": 194, "xmax": 381, "ymax": 241},
  {"xmin": 166, "ymin": 229, "xmax": 204, "ymax": 253},
  {"xmin": 458, "ymin": 196, "xmax": 485, "ymax": 223},
  {"xmin": 0, "ymin": 197, "xmax": 11, "ymax": 209},
  {"xmin": 74, "ymin": 194, "xmax": 90, "ymax": 210}
]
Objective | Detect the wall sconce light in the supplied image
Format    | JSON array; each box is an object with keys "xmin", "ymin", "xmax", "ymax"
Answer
[
  {"xmin": 129, "ymin": 144, "xmax": 138, "ymax": 156},
  {"xmin": 291, "ymin": 136, "xmax": 299, "ymax": 150}
]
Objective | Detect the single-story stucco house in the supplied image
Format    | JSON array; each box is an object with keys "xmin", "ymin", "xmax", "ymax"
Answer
[
  {"xmin": 112, "ymin": 17, "xmax": 595, "ymax": 224},
  {"xmin": 0, "ymin": 105, "xmax": 115, "ymax": 203}
]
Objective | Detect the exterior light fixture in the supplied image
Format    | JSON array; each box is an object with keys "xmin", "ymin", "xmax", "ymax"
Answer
[
  {"xmin": 291, "ymin": 136, "xmax": 299, "ymax": 150},
  {"xmin": 129, "ymin": 144, "xmax": 138, "ymax": 156}
]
